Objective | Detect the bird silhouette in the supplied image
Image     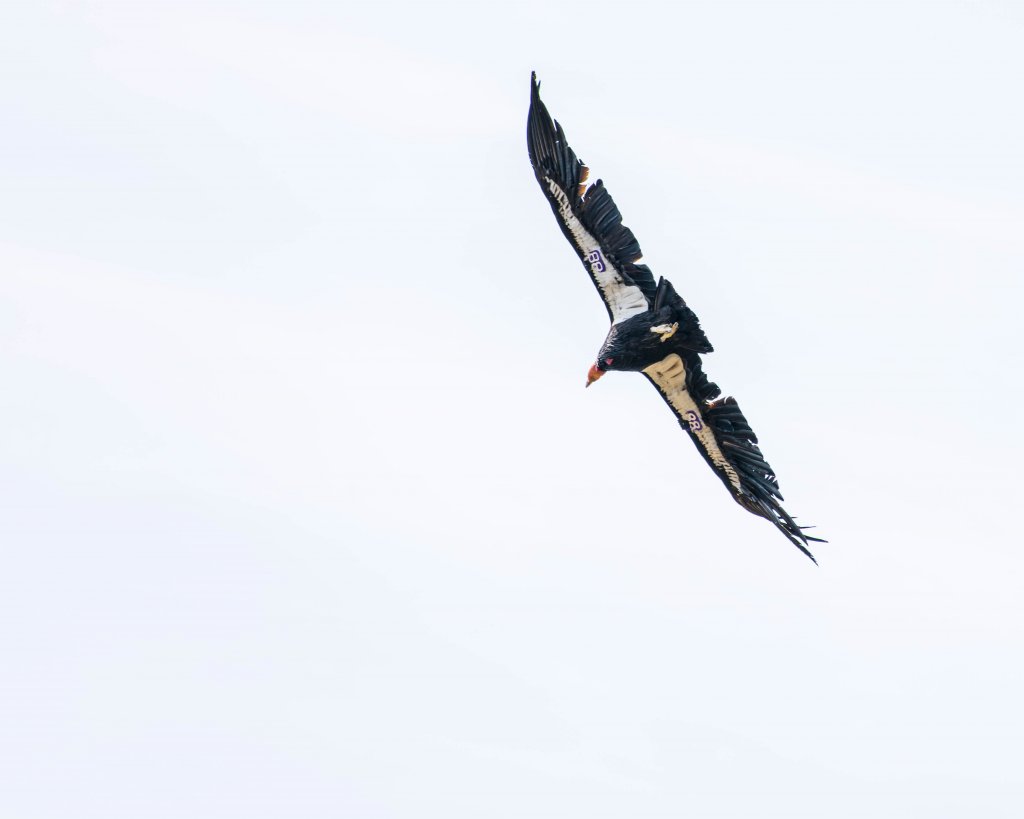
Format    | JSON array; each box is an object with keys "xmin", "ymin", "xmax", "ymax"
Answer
[{"xmin": 527, "ymin": 73, "xmax": 823, "ymax": 562}]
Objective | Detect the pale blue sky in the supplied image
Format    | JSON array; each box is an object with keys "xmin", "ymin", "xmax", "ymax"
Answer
[{"xmin": 2, "ymin": 1, "xmax": 1023, "ymax": 816}]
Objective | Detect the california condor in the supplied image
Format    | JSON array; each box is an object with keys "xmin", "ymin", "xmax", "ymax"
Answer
[{"xmin": 527, "ymin": 73, "xmax": 823, "ymax": 562}]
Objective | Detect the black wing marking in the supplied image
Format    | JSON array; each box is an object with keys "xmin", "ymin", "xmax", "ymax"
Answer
[
  {"xmin": 527, "ymin": 72, "xmax": 657, "ymax": 324},
  {"xmin": 643, "ymin": 352, "xmax": 823, "ymax": 563}
]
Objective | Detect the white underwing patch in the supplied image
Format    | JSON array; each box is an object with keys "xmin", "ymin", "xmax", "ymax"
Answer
[
  {"xmin": 644, "ymin": 353, "xmax": 742, "ymax": 492},
  {"xmin": 544, "ymin": 177, "xmax": 648, "ymax": 325}
]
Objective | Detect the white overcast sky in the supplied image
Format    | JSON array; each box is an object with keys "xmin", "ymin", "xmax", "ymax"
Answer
[{"xmin": 2, "ymin": 1, "xmax": 1023, "ymax": 817}]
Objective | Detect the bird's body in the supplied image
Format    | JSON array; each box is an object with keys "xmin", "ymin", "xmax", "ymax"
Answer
[{"xmin": 526, "ymin": 73, "xmax": 822, "ymax": 562}]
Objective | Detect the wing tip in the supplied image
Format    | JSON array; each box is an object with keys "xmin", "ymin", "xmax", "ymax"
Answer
[
  {"xmin": 774, "ymin": 513, "xmax": 820, "ymax": 564},
  {"xmin": 529, "ymin": 70, "xmax": 542, "ymax": 111},
  {"xmin": 738, "ymin": 492, "xmax": 822, "ymax": 563},
  {"xmin": 771, "ymin": 512, "xmax": 820, "ymax": 564}
]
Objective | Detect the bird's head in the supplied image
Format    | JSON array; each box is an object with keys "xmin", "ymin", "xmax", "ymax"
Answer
[{"xmin": 586, "ymin": 311, "xmax": 682, "ymax": 387}]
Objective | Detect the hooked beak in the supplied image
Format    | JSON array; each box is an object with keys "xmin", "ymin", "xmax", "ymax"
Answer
[{"xmin": 585, "ymin": 363, "xmax": 605, "ymax": 388}]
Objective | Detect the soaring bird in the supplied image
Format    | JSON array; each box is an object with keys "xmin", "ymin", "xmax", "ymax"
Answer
[{"xmin": 526, "ymin": 73, "xmax": 823, "ymax": 562}]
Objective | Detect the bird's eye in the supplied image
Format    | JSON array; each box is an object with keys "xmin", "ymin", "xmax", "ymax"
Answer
[{"xmin": 604, "ymin": 358, "xmax": 614, "ymax": 366}]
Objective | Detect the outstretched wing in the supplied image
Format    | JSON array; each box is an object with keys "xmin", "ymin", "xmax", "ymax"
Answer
[
  {"xmin": 527, "ymin": 73, "xmax": 657, "ymax": 325},
  {"xmin": 643, "ymin": 352, "xmax": 823, "ymax": 562}
]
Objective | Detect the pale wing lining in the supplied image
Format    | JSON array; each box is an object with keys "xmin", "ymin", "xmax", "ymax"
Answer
[
  {"xmin": 644, "ymin": 353, "xmax": 742, "ymax": 492},
  {"xmin": 544, "ymin": 177, "xmax": 648, "ymax": 325}
]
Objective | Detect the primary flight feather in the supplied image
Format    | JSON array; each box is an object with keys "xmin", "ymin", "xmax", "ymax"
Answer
[{"xmin": 526, "ymin": 73, "xmax": 823, "ymax": 562}]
